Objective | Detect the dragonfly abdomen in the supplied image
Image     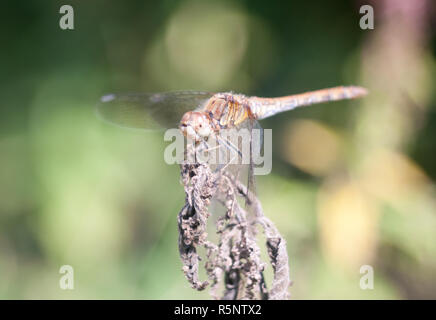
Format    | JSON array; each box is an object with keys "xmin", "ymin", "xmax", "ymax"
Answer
[{"xmin": 249, "ymin": 86, "xmax": 368, "ymax": 120}]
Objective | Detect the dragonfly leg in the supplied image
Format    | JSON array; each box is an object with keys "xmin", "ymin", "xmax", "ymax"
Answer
[
  {"xmin": 215, "ymin": 135, "xmax": 243, "ymax": 159},
  {"xmin": 219, "ymin": 154, "xmax": 238, "ymax": 173}
]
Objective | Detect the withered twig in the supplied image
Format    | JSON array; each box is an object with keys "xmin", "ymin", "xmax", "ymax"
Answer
[{"xmin": 177, "ymin": 145, "xmax": 291, "ymax": 299}]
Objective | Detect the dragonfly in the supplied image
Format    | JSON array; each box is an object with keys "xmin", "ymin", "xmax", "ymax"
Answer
[
  {"xmin": 97, "ymin": 86, "xmax": 367, "ymax": 191},
  {"xmin": 98, "ymin": 86, "xmax": 367, "ymax": 134}
]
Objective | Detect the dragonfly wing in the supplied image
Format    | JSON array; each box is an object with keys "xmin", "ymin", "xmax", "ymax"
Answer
[
  {"xmin": 96, "ymin": 91, "xmax": 214, "ymax": 130},
  {"xmin": 214, "ymin": 119, "xmax": 263, "ymax": 197},
  {"xmin": 224, "ymin": 118, "xmax": 263, "ymax": 213},
  {"xmin": 244, "ymin": 119, "xmax": 263, "ymax": 198}
]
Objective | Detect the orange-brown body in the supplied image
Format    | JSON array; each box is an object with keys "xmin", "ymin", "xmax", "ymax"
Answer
[{"xmin": 179, "ymin": 86, "xmax": 367, "ymax": 140}]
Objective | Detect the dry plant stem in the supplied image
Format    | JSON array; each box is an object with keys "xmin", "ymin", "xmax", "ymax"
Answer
[
  {"xmin": 178, "ymin": 162, "xmax": 214, "ymax": 291},
  {"xmin": 178, "ymin": 144, "xmax": 290, "ymax": 299},
  {"xmin": 233, "ymin": 177, "xmax": 291, "ymax": 300}
]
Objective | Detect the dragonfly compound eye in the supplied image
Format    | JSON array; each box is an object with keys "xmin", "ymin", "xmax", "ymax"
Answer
[
  {"xmin": 193, "ymin": 113, "xmax": 212, "ymax": 138},
  {"xmin": 179, "ymin": 111, "xmax": 211, "ymax": 140}
]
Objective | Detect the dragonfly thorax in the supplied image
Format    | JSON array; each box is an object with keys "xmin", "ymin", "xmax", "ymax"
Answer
[{"xmin": 179, "ymin": 111, "xmax": 213, "ymax": 141}]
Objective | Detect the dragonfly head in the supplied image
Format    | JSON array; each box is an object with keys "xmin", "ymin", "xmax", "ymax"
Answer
[{"xmin": 179, "ymin": 111, "xmax": 212, "ymax": 140}]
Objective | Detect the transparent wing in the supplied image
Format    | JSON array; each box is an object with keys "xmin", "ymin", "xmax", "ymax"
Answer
[
  {"xmin": 96, "ymin": 91, "xmax": 214, "ymax": 130},
  {"xmin": 212, "ymin": 119, "xmax": 263, "ymax": 197},
  {"xmin": 241, "ymin": 119, "xmax": 263, "ymax": 198}
]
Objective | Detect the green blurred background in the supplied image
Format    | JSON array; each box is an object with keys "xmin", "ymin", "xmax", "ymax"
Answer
[{"xmin": 1, "ymin": 0, "xmax": 436, "ymax": 299}]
